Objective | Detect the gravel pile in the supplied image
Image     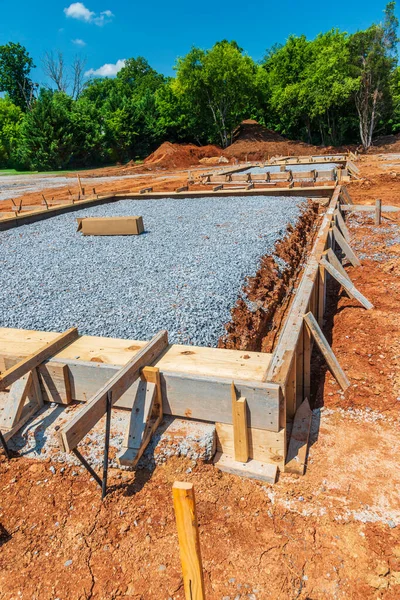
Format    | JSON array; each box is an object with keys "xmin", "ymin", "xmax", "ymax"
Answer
[
  {"xmin": 243, "ymin": 163, "xmax": 338, "ymax": 175},
  {"xmin": 0, "ymin": 195, "xmax": 303, "ymax": 345}
]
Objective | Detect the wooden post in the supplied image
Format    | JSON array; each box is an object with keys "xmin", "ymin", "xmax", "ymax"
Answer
[
  {"xmin": 172, "ymin": 482, "xmax": 206, "ymax": 600},
  {"xmin": 77, "ymin": 174, "xmax": 83, "ymax": 196},
  {"xmin": 231, "ymin": 383, "xmax": 249, "ymax": 462},
  {"xmin": 375, "ymin": 199, "xmax": 382, "ymax": 226}
]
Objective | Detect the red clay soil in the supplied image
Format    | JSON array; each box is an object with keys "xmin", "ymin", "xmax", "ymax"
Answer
[
  {"xmin": 1, "ymin": 159, "xmax": 400, "ymax": 599},
  {"xmin": 143, "ymin": 142, "xmax": 223, "ymax": 169},
  {"xmin": 219, "ymin": 201, "xmax": 320, "ymax": 352},
  {"xmin": 223, "ymin": 119, "xmax": 345, "ymax": 162}
]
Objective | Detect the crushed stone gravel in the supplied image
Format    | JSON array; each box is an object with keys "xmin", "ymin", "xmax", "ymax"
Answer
[{"xmin": 0, "ymin": 195, "xmax": 304, "ymax": 345}]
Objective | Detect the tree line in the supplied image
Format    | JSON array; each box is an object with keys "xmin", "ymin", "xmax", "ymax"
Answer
[{"xmin": 0, "ymin": 2, "xmax": 399, "ymax": 171}]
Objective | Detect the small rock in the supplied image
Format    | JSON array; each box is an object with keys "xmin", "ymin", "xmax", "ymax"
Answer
[
  {"xmin": 388, "ymin": 520, "xmax": 397, "ymax": 528},
  {"xmin": 158, "ymin": 564, "xmax": 166, "ymax": 572},
  {"xmin": 64, "ymin": 560, "xmax": 72, "ymax": 567},
  {"xmin": 49, "ymin": 466, "xmax": 56, "ymax": 475}
]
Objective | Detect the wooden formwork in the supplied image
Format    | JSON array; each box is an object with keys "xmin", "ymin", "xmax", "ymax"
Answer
[{"xmin": 0, "ymin": 183, "xmax": 362, "ymax": 483}]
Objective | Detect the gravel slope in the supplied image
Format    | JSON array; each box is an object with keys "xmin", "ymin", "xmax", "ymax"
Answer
[{"xmin": 0, "ymin": 196, "xmax": 303, "ymax": 345}]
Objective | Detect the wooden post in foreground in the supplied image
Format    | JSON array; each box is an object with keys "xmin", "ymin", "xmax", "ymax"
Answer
[
  {"xmin": 375, "ymin": 199, "xmax": 382, "ymax": 225},
  {"xmin": 172, "ymin": 482, "xmax": 206, "ymax": 600}
]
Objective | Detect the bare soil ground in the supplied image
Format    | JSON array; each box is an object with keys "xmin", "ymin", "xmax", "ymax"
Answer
[{"xmin": 1, "ymin": 152, "xmax": 400, "ymax": 600}]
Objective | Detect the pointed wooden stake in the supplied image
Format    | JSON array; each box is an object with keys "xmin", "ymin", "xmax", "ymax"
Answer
[
  {"xmin": 231, "ymin": 383, "xmax": 249, "ymax": 463},
  {"xmin": 172, "ymin": 482, "xmax": 206, "ymax": 600},
  {"xmin": 285, "ymin": 398, "xmax": 312, "ymax": 475}
]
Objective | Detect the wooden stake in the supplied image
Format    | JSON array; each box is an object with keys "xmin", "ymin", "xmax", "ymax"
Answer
[
  {"xmin": 375, "ymin": 199, "xmax": 382, "ymax": 226},
  {"xmin": 77, "ymin": 174, "xmax": 83, "ymax": 196},
  {"xmin": 172, "ymin": 482, "xmax": 205, "ymax": 600},
  {"xmin": 231, "ymin": 383, "xmax": 249, "ymax": 463},
  {"xmin": 304, "ymin": 312, "xmax": 350, "ymax": 391}
]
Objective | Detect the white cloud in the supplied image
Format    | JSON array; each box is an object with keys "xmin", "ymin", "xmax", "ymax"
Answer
[
  {"xmin": 85, "ymin": 59, "xmax": 126, "ymax": 77},
  {"xmin": 64, "ymin": 3, "xmax": 114, "ymax": 26},
  {"xmin": 72, "ymin": 38, "xmax": 86, "ymax": 46}
]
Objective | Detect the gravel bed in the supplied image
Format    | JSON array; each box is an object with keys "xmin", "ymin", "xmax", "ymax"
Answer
[
  {"xmin": 0, "ymin": 195, "xmax": 304, "ymax": 345},
  {"xmin": 243, "ymin": 163, "xmax": 338, "ymax": 175}
]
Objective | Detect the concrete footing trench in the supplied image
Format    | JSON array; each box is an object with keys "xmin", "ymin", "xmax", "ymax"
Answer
[{"xmin": 0, "ymin": 195, "xmax": 305, "ymax": 345}]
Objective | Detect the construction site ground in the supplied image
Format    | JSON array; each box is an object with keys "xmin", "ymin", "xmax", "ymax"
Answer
[{"xmin": 1, "ymin": 153, "xmax": 400, "ymax": 599}]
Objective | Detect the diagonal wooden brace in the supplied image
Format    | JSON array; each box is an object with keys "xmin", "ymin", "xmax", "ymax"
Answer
[
  {"xmin": 320, "ymin": 257, "xmax": 373, "ymax": 310},
  {"xmin": 304, "ymin": 312, "xmax": 350, "ymax": 391}
]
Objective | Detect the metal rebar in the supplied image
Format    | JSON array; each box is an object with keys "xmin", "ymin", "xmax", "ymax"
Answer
[
  {"xmin": 0, "ymin": 430, "xmax": 10, "ymax": 460},
  {"xmin": 72, "ymin": 448, "xmax": 102, "ymax": 488},
  {"xmin": 102, "ymin": 390, "xmax": 112, "ymax": 500}
]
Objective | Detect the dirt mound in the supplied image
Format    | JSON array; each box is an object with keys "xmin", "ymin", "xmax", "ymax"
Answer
[
  {"xmin": 144, "ymin": 141, "xmax": 223, "ymax": 169},
  {"xmin": 224, "ymin": 119, "xmax": 339, "ymax": 161},
  {"xmin": 232, "ymin": 119, "xmax": 287, "ymax": 143},
  {"xmin": 370, "ymin": 133, "xmax": 400, "ymax": 153}
]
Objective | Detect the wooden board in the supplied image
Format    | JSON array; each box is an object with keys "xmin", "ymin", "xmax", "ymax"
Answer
[
  {"xmin": 320, "ymin": 257, "xmax": 373, "ymax": 309},
  {"xmin": 0, "ymin": 327, "xmax": 79, "ymax": 390},
  {"xmin": 38, "ymin": 362, "xmax": 72, "ymax": 404},
  {"xmin": 285, "ymin": 398, "xmax": 313, "ymax": 475},
  {"xmin": 215, "ymin": 423, "xmax": 285, "ymax": 468},
  {"xmin": 60, "ymin": 330, "xmax": 168, "ymax": 452},
  {"xmin": 0, "ymin": 328, "xmax": 271, "ymax": 383},
  {"xmin": 304, "ymin": 312, "xmax": 350, "ymax": 390},
  {"xmin": 214, "ymin": 452, "xmax": 278, "ymax": 483},
  {"xmin": 333, "ymin": 225, "xmax": 361, "ymax": 267},
  {"xmin": 77, "ymin": 216, "xmax": 144, "ymax": 236}
]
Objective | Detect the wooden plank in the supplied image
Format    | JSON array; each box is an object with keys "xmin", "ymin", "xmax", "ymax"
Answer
[
  {"xmin": 3, "ymin": 398, "xmax": 41, "ymax": 442},
  {"xmin": 285, "ymin": 398, "xmax": 312, "ymax": 475},
  {"xmin": 214, "ymin": 452, "xmax": 278, "ymax": 483},
  {"xmin": 172, "ymin": 482, "xmax": 206, "ymax": 600},
  {"xmin": 117, "ymin": 381, "xmax": 156, "ymax": 466},
  {"xmin": 340, "ymin": 186, "xmax": 353, "ymax": 205},
  {"xmin": 0, "ymin": 327, "xmax": 79, "ymax": 391},
  {"xmin": 0, "ymin": 372, "xmax": 33, "ymax": 429},
  {"xmin": 265, "ymin": 186, "xmax": 341, "ymax": 386},
  {"xmin": 332, "ymin": 225, "xmax": 360, "ymax": 267},
  {"xmin": 335, "ymin": 209, "xmax": 350, "ymax": 241},
  {"xmin": 304, "ymin": 312, "xmax": 350, "ymax": 391},
  {"xmin": 216, "ymin": 423, "xmax": 285, "ymax": 467},
  {"xmin": 39, "ymin": 362, "xmax": 72, "ymax": 404},
  {"xmin": 325, "ymin": 248, "xmax": 351, "ymax": 282},
  {"xmin": 60, "ymin": 330, "xmax": 168, "ymax": 452},
  {"xmin": 341, "ymin": 204, "xmax": 400, "ymax": 213},
  {"xmin": 231, "ymin": 383, "xmax": 249, "ymax": 462},
  {"xmin": 320, "ymin": 257, "xmax": 373, "ymax": 309}
]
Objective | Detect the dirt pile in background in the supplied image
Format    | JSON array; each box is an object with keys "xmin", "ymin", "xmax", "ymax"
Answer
[
  {"xmin": 143, "ymin": 141, "xmax": 223, "ymax": 169},
  {"xmin": 218, "ymin": 201, "xmax": 320, "ymax": 352},
  {"xmin": 224, "ymin": 119, "xmax": 332, "ymax": 161}
]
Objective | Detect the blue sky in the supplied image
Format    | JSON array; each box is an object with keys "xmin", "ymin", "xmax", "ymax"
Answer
[{"xmin": 0, "ymin": 0, "xmax": 395, "ymax": 85}]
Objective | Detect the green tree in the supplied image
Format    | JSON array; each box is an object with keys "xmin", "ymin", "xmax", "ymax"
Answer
[
  {"xmin": 16, "ymin": 89, "xmax": 75, "ymax": 170},
  {"xmin": 0, "ymin": 42, "xmax": 36, "ymax": 111},
  {"xmin": 349, "ymin": 2, "xmax": 399, "ymax": 148},
  {"xmin": 0, "ymin": 98, "xmax": 23, "ymax": 166},
  {"xmin": 174, "ymin": 41, "xmax": 258, "ymax": 147}
]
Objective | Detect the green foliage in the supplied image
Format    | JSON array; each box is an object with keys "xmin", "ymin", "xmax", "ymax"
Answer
[
  {"xmin": 0, "ymin": 42, "xmax": 36, "ymax": 111},
  {"xmin": 174, "ymin": 41, "xmax": 258, "ymax": 147},
  {"xmin": 16, "ymin": 89, "xmax": 75, "ymax": 170},
  {"xmin": 1, "ymin": 4, "xmax": 400, "ymax": 170},
  {"xmin": 0, "ymin": 98, "xmax": 23, "ymax": 166}
]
